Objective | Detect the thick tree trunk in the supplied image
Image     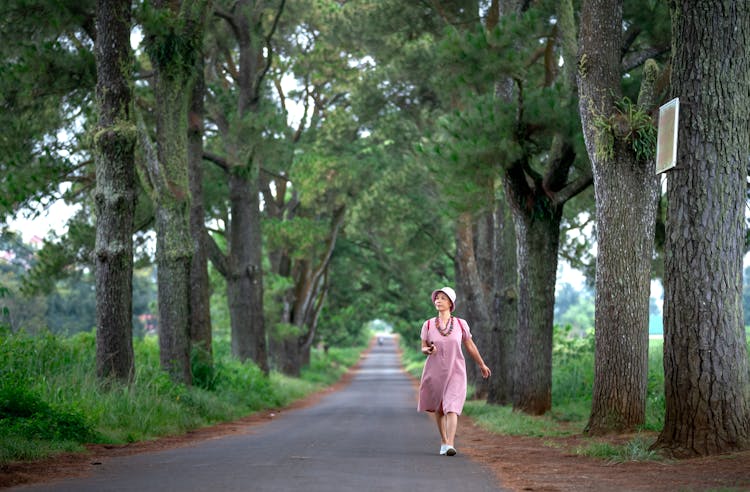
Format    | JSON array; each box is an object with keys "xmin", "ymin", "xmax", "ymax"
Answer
[
  {"xmin": 155, "ymin": 197, "xmax": 192, "ymax": 385},
  {"xmin": 227, "ymin": 172, "xmax": 268, "ymax": 372},
  {"xmin": 653, "ymin": 0, "xmax": 750, "ymax": 457},
  {"xmin": 146, "ymin": 0, "xmax": 211, "ymax": 385},
  {"xmin": 188, "ymin": 56, "xmax": 212, "ymax": 371},
  {"xmin": 487, "ymin": 198, "xmax": 517, "ymax": 405},
  {"xmin": 578, "ymin": 0, "xmax": 658, "ymax": 433},
  {"xmin": 93, "ymin": 0, "xmax": 136, "ymax": 382},
  {"xmin": 586, "ymin": 146, "xmax": 656, "ymax": 433},
  {"xmin": 277, "ymin": 337, "xmax": 303, "ymax": 377},
  {"xmin": 153, "ymin": 74, "xmax": 192, "ymax": 385},
  {"xmin": 455, "ymin": 212, "xmax": 492, "ymax": 399},
  {"xmin": 508, "ymin": 202, "xmax": 561, "ymax": 415},
  {"xmin": 212, "ymin": 0, "xmax": 285, "ymax": 375}
]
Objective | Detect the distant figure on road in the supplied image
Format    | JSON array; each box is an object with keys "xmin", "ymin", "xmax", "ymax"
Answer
[{"xmin": 418, "ymin": 286, "xmax": 491, "ymax": 457}]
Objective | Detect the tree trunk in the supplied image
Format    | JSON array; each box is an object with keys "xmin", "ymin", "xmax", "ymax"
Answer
[
  {"xmin": 278, "ymin": 337, "xmax": 303, "ymax": 377},
  {"xmin": 209, "ymin": 0, "xmax": 285, "ymax": 374},
  {"xmin": 578, "ymin": 0, "xmax": 659, "ymax": 433},
  {"xmin": 188, "ymin": 55, "xmax": 212, "ymax": 372},
  {"xmin": 455, "ymin": 212, "xmax": 492, "ymax": 398},
  {"xmin": 507, "ymin": 196, "xmax": 561, "ymax": 415},
  {"xmin": 155, "ymin": 196, "xmax": 192, "ymax": 385},
  {"xmin": 153, "ymin": 71, "xmax": 192, "ymax": 385},
  {"xmin": 145, "ymin": 0, "xmax": 210, "ymax": 385},
  {"xmin": 487, "ymin": 197, "xmax": 517, "ymax": 405},
  {"xmin": 653, "ymin": 0, "xmax": 750, "ymax": 457},
  {"xmin": 586, "ymin": 146, "xmax": 656, "ymax": 433},
  {"xmin": 93, "ymin": 0, "xmax": 136, "ymax": 382},
  {"xmin": 227, "ymin": 172, "xmax": 268, "ymax": 372}
]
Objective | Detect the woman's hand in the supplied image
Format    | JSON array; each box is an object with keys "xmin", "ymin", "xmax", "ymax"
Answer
[
  {"xmin": 479, "ymin": 364, "xmax": 491, "ymax": 379},
  {"xmin": 422, "ymin": 343, "xmax": 436, "ymax": 355}
]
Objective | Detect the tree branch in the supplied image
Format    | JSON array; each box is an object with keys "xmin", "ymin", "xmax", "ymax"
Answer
[
  {"xmin": 623, "ymin": 46, "xmax": 670, "ymax": 73},
  {"xmin": 621, "ymin": 24, "xmax": 641, "ymax": 57},
  {"xmin": 204, "ymin": 229, "xmax": 229, "ymax": 277},
  {"xmin": 543, "ymin": 137, "xmax": 576, "ymax": 193},
  {"xmin": 552, "ymin": 171, "xmax": 593, "ymax": 207},
  {"xmin": 214, "ymin": 7, "xmax": 241, "ymax": 41},
  {"xmin": 203, "ymin": 151, "xmax": 230, "ymax": 172},
  {"xmin": 254, "ymin": 0, "xmax": 286, "ymax": 102}
]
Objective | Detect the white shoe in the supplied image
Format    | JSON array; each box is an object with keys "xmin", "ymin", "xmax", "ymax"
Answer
[
  {"xmin": 439, "ymin": 444, "xmax": 448, "ymax": 455},
  {"xmin": 445, "ymin": 446, "xmax": 456, "ymax": 456}
]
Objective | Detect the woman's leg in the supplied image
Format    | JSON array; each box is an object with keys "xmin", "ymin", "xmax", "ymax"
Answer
[
  {"xmin": 434, "ymin": 409, "xmax": 448, "ymax": 444},
  {"xmin": 445, "ymin": 412, "xmax": 458, "ymax": 446}
]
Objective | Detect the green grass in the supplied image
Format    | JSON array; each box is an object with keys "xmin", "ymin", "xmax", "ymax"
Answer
[
  {"xmin": 575, "ymin": 433, "xmax": 660, "ymax": 463},
  {"xmin": 463, "ymin": 400, "xmax": 583, "ymax": 437},
  {"xmin": 0, "ymin": 330, "xmax": 368, "ymax": 464}
]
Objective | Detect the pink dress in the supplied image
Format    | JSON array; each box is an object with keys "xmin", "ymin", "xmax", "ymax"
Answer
[{"xmin": 417, "ymin": 317, "xmax": 471, "ymax": 415}]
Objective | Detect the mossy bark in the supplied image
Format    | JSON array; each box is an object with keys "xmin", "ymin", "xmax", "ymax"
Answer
[
  {"xmin": 152, "ymin": 69, "xmax": 193, "ymax": 385},
  {"xmin": 144, "ymin": 0, "xmax": 210, "ymax": 384},
  {"xmin": 93, "ymin": 0, "xmax": 136, "ymax": 383},
  {"xmin": 188, "ymin": 55, "xmax": 212, "ymax": 372},
  {"xmin": 654, "ymin": 0, "xmax": 750, "ymax": 457},
  {"xmin": 578, "ymin": 0, "xmax": 658, "ymax": 434}
]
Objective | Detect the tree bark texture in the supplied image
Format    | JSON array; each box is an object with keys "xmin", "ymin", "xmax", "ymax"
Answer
[
  {"xmin": 227, "ymin": 172, "xmax": 268, "ymax": 372},
  {"xmin": 153, "ymin": 76, "xmax": 192, "ymax": 385},
  {"xmin": 506, "ymin": 193, "xmax": 561, "ymax": 415},
  {"xmin": 586, "ymin": 144, "xmax": 656, "ymax": 433},
  {"xmin": 487, "ymin": 198, "xmax": 518, "ymax": 405},
  {"xmin": 578, "ymin": 0, "xmax": 659, "ymax": 433},
  {"xmin": 188, "ymin": 55, "xmax": 213, "ymax": 370},
  {"xmin": 208, "ymin": 0, "xmax": 287, "ymax": 374},
  {"xmin": 455, "ymin": 211, "xmax": 493, "ymax": 398},
  {"xmin": 146, "ymin": 0, "xmax": 210, "ymax": 384},
  {"xmin": 93, "ymin": 0, "xmax": 136, "ymax": 382},
  {"xmin": 654, "ymin": 0, "xmax": 750, "ymax": 457}
]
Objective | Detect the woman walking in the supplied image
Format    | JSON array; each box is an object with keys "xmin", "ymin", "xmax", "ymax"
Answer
[{"xmin": 418, "ymin": 286, "xmax": 491, "ymax": 456}]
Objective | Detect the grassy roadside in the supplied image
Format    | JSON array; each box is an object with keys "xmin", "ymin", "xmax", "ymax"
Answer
[
  {"xmin": 0, "ymin": 330, "xmax": 368, "ymax": 465},
  {"xmin": 400, "ymin": 326, "xmax": 669, "ymax": 462}
]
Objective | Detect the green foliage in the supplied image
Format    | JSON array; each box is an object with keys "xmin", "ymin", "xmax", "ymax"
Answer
[
  {"xmin": 0, "ymin": 1, "xmax": 96, "ymax": 217},
  {"xmin": 593, "ymin": 97, "xmax": 657, "ymax": 163},
  {"xmin": 576, "ymin": 434, "xmax": 660, "ymax": 463},
  {"xmin": 554, "ymin": 283, "xmax": 595, "ymax": 336},
  {"xmin": 551, "ymin": 325, "xmax": 595, "ymax": 404},
  {"xmin": 264, "ymin": 217, "xmax": 329, "ymax": 260},
  {"xmin": 0, "ymin": 383, "xmax": 95, "ymax": 442},
  {"xmin": 464, "ymin": 400, "xmax": 583, "ymax": 438},
  {"xmin": 139, "ymin": 1, "xmax": 203, "ymax": 78},
  {"xmin": 0, "ymin": 330, "xmax": 367, "ymax": 464},
  {"xmin": 300, "ymin": 346, "xmax": 363, "ymax": 385}
]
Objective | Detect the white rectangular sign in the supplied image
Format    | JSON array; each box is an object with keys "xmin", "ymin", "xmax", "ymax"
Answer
[{"xmin": 655, "ymin": 97, "xmax": 679, "ymax": 174}]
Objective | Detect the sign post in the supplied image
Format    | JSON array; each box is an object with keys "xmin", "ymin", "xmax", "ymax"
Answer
[{"xmin": 655, "ymin": 97, "xmax": 679, "ymax": 174}]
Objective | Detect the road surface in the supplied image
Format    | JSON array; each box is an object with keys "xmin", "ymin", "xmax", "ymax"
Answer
[{"xmin": 12, "ymin": 335, "xmax": 506, "ymax": 491}]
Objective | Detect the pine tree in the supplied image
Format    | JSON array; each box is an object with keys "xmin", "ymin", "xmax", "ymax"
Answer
[
  {"xmin": 93, "ymin": 0, "xmax": 136, "ymax": 382},
  {"xmin": 654, "ymin": 0, "xmax": 750, "ymax": 457}
]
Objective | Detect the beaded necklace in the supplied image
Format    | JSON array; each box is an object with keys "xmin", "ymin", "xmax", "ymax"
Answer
[{"xmin": 435, "ymin": 316, "xmax": 454, "ymax": 337}]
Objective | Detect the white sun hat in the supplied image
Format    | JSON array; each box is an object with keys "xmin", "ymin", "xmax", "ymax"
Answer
[{"xmin": 431, "ymin": 286, "xmax": 456, "ymax": 312}]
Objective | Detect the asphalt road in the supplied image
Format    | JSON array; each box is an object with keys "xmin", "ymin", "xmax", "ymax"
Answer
[{"xmin": 13, "ymin": 335, "xmax": 506, "ymax": 492}]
